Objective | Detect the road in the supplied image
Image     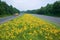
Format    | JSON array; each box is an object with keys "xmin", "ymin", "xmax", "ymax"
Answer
[
  {"xmin": 0, "ymin": 14, "xmax": 60, "ymax": 26},
  {"xmin": 32, "ymin": 14, "xmax": 60, "ymax": 26},
  {"xmin": 0, "ymin": 16, "xmax": 19, "ymax": 24}
]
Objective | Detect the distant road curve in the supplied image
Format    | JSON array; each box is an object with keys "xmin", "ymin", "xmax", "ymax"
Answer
[{"xmin": 32, "ymin": 14, "xmax": 60, "ymax": 26}]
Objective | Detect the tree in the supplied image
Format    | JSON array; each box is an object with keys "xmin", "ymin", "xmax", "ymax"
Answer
[
  {"xmin": 53, "ymin": 1, "xmax": 60, "ymax": 16},
  {"xmin": 0, "ymin": 0, "xmax": 20, "ymax": 16},
  {"xmin": 45, "ymin": 4, "xmax": 53, "ymax": 15}
]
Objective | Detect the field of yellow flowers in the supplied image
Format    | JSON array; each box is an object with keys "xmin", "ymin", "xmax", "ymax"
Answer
[{"xmin": 0, "ymin": 14, "xmax": 60, "ymax": 40}]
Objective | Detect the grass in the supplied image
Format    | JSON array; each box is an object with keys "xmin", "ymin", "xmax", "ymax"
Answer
[{"xmin": 0, "ymin": 14, "xmax": 60, "ymax": 40}]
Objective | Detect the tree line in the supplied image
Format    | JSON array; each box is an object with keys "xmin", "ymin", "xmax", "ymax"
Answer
[
  {"xmin": 25, "ymin": 1, "xmax": 60, "ymax": 17},
  {"xmin": 0, "ymin": 0, "xmax": 20, "ymax": 16}
]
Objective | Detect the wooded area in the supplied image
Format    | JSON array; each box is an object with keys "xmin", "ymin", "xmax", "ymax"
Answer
[
  {"xmin": 25, "ymin": 1, "xmax": 60, "ymax": 17},
  {"xmin": 0, "ymin": 0, "xmax": 20, "ymax": 17}
]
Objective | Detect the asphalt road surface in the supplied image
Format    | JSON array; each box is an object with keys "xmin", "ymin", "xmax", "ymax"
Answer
[
  {"xmin": 32, "ymin": 14, "xmax": 60, "ymax": 26},
  {"xmin": 0, "ymin": 16, "xmax": 19, "ymax": 24}
]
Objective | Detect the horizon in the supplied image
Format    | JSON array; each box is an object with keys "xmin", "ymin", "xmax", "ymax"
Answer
[{"xmin": 1, "ymin": 0, "xmax": 59, "ymax": 11}]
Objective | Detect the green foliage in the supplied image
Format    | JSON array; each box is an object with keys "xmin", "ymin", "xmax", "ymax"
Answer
[
  {"xmin": 36, "ymin": 1, "xmax": 60, "ymax": 17},
  {"xmin": 25, "ymin": 1, "xmax": 60, "ymax": 17},
  {"xmin": 0, "ymin": 0, "xmax": 20, "ymax": 16},
  {"xmin": 53, "ymin": 1, "xmax": 60, "ymax": 16}
]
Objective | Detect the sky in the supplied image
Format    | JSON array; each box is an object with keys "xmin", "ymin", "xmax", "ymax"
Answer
[{"xmin": 1, "ymin": 0, "xmax": 58, "ymax": 11}]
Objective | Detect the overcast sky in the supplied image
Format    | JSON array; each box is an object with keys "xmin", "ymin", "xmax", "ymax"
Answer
[{"xmin": 1, "ymin": 0, "xmax": 58, "ymax": 11}]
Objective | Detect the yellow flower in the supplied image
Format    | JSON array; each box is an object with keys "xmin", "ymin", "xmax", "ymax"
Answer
[
  {"xmin": 28, "ymin": 32, "xmax": 32, "ymax": 35},
  {"xmin": 39, "ymin": 31, "xmax": 42, "ymax": 34},
  {"xmin": 11, "ymin": 36, "xmax": 15, "ymax": 39},
  {"xmin": 34, "ymin": 30, "xmax": 37, "ymax": 33},
  {"xmin": 23, "ymin": 26, "xmax": 27, "ymax": 30},
  {"xmin": 45, "ymin": 36, "xmax": 48, "ymax": 39},
  {"xmin": 30, "ymin": 39, "xmax": 32, "ymax": 40},
  {"xmin": 0, "ymin": 14, "xmax": 59, "ymax": 40}
]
